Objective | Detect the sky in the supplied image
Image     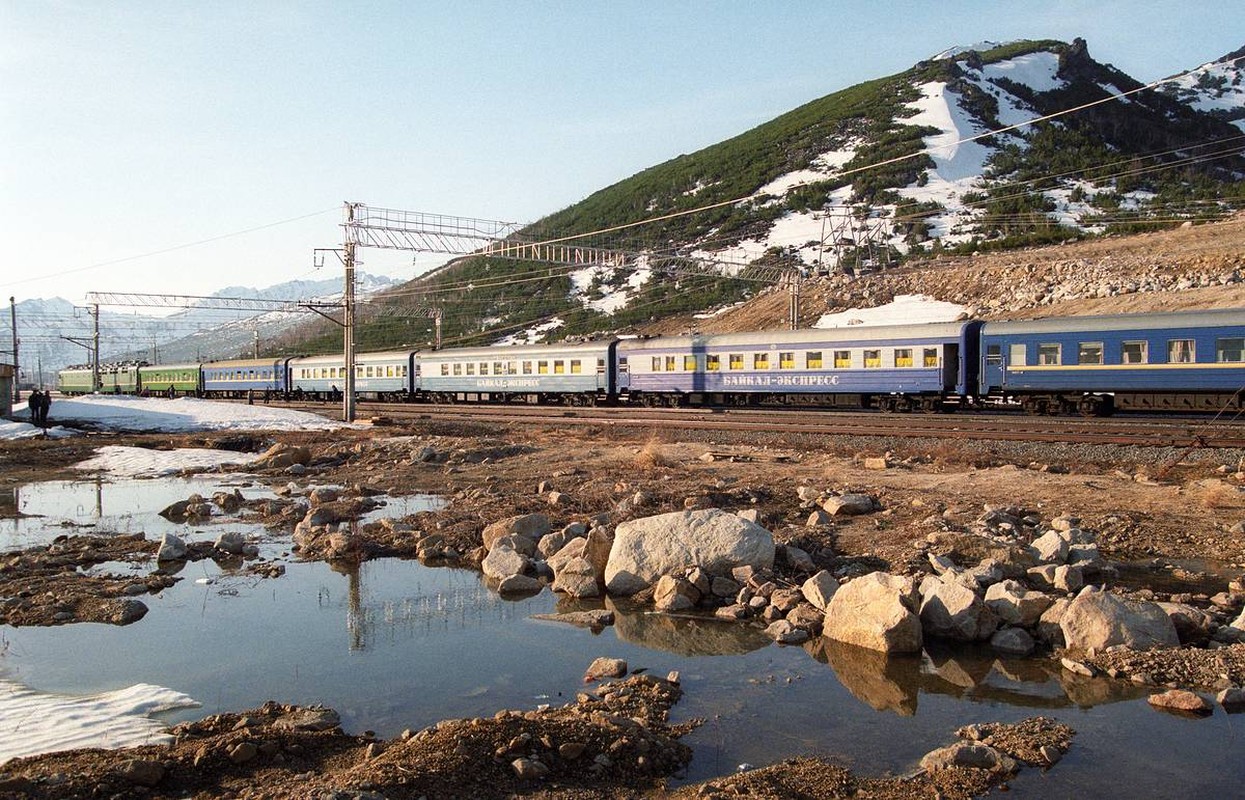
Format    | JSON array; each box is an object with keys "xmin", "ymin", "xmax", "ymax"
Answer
[{"xmin": 2, "ymin": 1, "xmax": 1243, "ymax": 306}]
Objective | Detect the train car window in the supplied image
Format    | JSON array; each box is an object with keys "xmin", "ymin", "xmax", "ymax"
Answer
[
  {"xmin": 753, "ymin": 354, "xmax": 769, "ymax": 370},
  {"xmin": 597, "ymin": 359, "xmax": 606, "ymax": 374},
  {"xmin": 400, "ymin": 366, "xmax": 407, "ymax": 376},
  {"xmin": 386, "ymin": 366, "xmax": 394, "ymax": 377},
  {"xmin": 441, "ymin": 364, "xmax": 450, "ymax": 376},
  {"xmin": 522, "ymin": 361, "xmax": 533, "ymax": 375},
  {"xmin": 493, "ymin": 362, "xmax": 503, "ymax": 375},
  {"xmin": 571, "ymin": 360, "xmax": 583, "ymax": 374},
  {"xmin": 834, "ymin": 350, "xmax": 851, "ymax": 368},
  {"xmin": 806, "ymin": 351, "xmax": 823, "ymax": 369},
  {"xmin": 651, "ymin": 357, "xmax": 663, "ymax": 372},
  {"xmin": 554, "ymin": 360, "xmax": 566, "ymax": 374},
  {"xmin": 1008, "ymin": 344, "xmax": 1025, "ymax": 366},
  {"xmin": 684, "ymin": 355, "xmax": 697, "ymax": 371},
  {"xmin": 1078, "ymin": 343, "xmax": 1104, "ymax": 365},
  {"xmin": 369, "ymin": 366, "xmax": 377, "ymax": 377},
  {"xmin": 453, "ymin": 363, "xmax": 463, "ymax": 376},
  {"xmin": 356, "ymin": 366, "xmax": 363, "ymax": 377},
  {"xmin": 923, "ymin": 348, "xmax": 938, "ymax": 367},
  {"xmin": 1217, "ymin": 338, "xmax": 1244, "ymax": 362},
  {"xmin": 1168, "ymin": 339, "xmax": 1195, "ymax": 363},
  {"xmin": 538, "ymin": 361, "xmax": 549, "ymax": 374},
  {"xmin": 664, "ymin": 356, "xmax": 676, "ymax": 371},
  {"xmin": 479, "ymin": 362, "xmax": 489, "ymax": 375},
  {"xmin": 894, "ymin": 348, "xmax": 913, "ymax": 367},
  {"xmin": 508, "ymin": 362, "xmax": 518, "ymax": 375},
  {"xmin": 466, "ymin": 363, "xmax": 475, "ymax": 375},
  {"xmin": 729, "ymin": 354, "xmax": 744, "ymax": 370},
  {"xmin": 779, "ymin": 352, "xmax": 794, "ymax": 369},
  {"xmin": 707, "ymin": 354, "xmax": 721, "ymax": 371},
  {"xmin": 1122, "ymin": 341, "xmax": 1148, "ymax": 364},
  {"xmin": 863, "ymin": 350, "xmax": 881, "ymax": 368},
  {"xmin": 1038, "ymin": 343, "xmax": 1061, "ymax": 365}
]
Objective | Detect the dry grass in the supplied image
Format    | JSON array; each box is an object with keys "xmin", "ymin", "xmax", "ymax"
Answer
[
  {"xmin": 633, "ymin": 433, "xmax": 676, "ymax": 471},
  {"xmin": 1192, "ymin": 479, "xmax": 1245, "ymax": 510}
]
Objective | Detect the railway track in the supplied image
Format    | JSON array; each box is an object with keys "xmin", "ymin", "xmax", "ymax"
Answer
[{"xmin": 264, "ymin": 399, "xmax": 1245, "ymax": 449}]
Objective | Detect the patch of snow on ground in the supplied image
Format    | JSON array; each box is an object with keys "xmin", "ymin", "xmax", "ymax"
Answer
[
  {"xmin": 0, "ymin": 419, "xmax": 77, "ymax": 441},
  {"xmin": 75, "ymin": 445, "xmax": 261, "ymax": 478},
  {"xmin": 493, "ymin": 318, "xmax": 565, "ymax": 346},
  {"xmin": 1046, "ymin": 183, "xmax": 1106, "ymax": 233},
  {"xmin": 693, "ymin": 301, "xmax": 748, "ymax": 320},
  {"xmin": 1099, "ymin": 82, "xmax": 1132, "ymax": 103},
  {"xmin": 961, "ymin": 73, "xmax": 1038, "ymax": 130},
  {"xmin": 48, "ymin": 395, "xmax": 358, "ymax": 433},
  {"xmin": 1165, "ymin": 59, "xmax": 1245, "ymax": 122},
  {"xmin": 930, "ymin": 41, "xmax": 1008, "ymax": 60},
  {"xmin": 979, "ymin": 52, "xmax": 1067, "ymax": 93},
  {"xmin": 0, "ymin": 679, "xmax": 199, "ymax": 765},
  {"xmin": 898, "ymin": 82, "xmax": 992, "ymax": 241},
  {"xmin": 814, "ymin": 295, "xmax": 967, "ymax": 329},
  {"xmin": 756, "ymin": 169, "xmax": 826, "ymax": 198}
]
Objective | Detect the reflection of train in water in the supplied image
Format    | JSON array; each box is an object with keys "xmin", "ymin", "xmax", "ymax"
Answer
[{"xmin": 57, "ymin": 309, "xmax": 1245, "ymax": 415}]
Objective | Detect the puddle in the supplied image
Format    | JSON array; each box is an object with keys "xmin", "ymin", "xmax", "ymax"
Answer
[{"xmin": 2, "ymin": 480, "xmax": 1245, "ymax": 796}]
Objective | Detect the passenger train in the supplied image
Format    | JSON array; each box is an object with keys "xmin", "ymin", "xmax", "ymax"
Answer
[{"xmin": 57, "ymin": 309, "xmax": 1245, "ymax": 416}]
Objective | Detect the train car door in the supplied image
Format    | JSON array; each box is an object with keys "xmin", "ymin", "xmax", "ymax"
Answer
[{"xmin": 983, "ymin": 343, "xmax": 1005, "ymax": 390}]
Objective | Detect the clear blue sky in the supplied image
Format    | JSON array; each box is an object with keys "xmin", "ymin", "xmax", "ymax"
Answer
[{"xmin": 3, "ymin": 1, "xmax": 1242, "ymax": 303}]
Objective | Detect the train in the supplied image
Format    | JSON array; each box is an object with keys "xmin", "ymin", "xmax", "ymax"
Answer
[{"xmin": 56, "ymin": 308, "xmax": 1245, "ymax": 416}]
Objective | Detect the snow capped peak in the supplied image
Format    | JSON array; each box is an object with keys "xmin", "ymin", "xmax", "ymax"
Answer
[{"xmin": 929, "ymin": 41, "xmax": 1010, "ymax": 61}]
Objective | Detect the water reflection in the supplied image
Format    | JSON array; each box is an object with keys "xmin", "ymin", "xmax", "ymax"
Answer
[{"xmin": 607, "ymin": 597, "xmax": 772, "ymax": 656}]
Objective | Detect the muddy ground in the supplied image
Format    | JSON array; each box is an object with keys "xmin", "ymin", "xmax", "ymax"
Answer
[{"xmin": 1, "ymin": 416, "xmax": 1243, "ymax": 797}]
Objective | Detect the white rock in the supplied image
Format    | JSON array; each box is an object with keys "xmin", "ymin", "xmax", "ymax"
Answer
[{"xmin": 822, "ymin": 572, "xmax": 922, "ymax": 654}]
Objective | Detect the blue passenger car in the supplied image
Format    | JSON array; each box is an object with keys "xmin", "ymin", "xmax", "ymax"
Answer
[
  {"xmin": 415, "ymin": 341, "xmax": 615, "ymax": 404},
  {"xmin": 201, "ymin": 357, "xmax": 291, "ymax": 398},
  {"xmin": 617, "ymin": 322, "xmax": 980, "ymax": 411},
  {"xmin": 979, "ymin": 309, "xmax": 1245, "ymax": 414}
]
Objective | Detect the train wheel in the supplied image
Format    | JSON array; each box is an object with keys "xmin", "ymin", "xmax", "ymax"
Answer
[
  {"xmin": 1078, "ymin": 396, "xmax": 1107, "ymax": 417},
  {"xmin": 1022, "ymin": 397, "xmax": 1048, "ymax": 416}
]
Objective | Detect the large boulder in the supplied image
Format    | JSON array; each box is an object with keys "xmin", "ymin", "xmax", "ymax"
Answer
[
  {"xmin": 551, "ymin": 557, "xmax": 600, "ymax": 598},
  {"xmin": 481, "ymin": 544, "xmax": 530, "ymax": 581},
  {"xmin": 255, "ymin": 443, "xmax": 311, "ymax": 470},
  {"xmin": 604, "ymin": 509, "xmax": 774, "ymax": 596},
  {"xmin": 984, "ymin": 580, "xmax": 1053, "ymax": 627},
  {"xmin": 822, "ymin": 572, "xmax": 922, "ymax": 654},
  {"xmin": 1060, "ymin": 587, "xmax": 1179, "ymax": 651},
  {"xmin": 801, "ymin": 570, "xmax": 840, "ymax": 610},
  {"xmin": 919, "ymin": 578, "xmax": 996, "ymax": 642}
]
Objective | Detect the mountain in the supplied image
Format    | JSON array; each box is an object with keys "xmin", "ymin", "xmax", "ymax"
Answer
[{"xmin": 333, "ymin": 38, "xmax": 1242, "ymax": 352}]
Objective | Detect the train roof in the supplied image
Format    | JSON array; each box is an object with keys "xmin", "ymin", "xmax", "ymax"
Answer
[
  {"xmin": 291, "ymin": 350, "xmax": 418, "ymax": 365},
  {"xmin": 420, "ymin": 340, "xmax": 615, "ymax": 359},
  {"xmin": 981, "ymin": 308, "xmax": 1245, "ymax": 336},
  {"xmin": 617, "ymin": 322, "xmax": 974, "ymax": 351},
  {"xmin": 138, "ymin": 362, "xmax": 201, "ymax": 371},
  {"xmin": 202, "ymin": 357, "xmax": 288, "ymax": 368}
]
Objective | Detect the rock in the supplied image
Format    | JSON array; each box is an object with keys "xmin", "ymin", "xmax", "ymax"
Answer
[
  {"xmin": 653, "ymin": 575, "xmax": 700, "ymax": 612},
  {"xmin": 781, "ymin": 545, "xmax": 815, "ymax": 573},
  {"xmin": 532, "ymin": 610, "xmax": 614, "ymax": 629},
  {"xmin": 822, "ymin": 572, "xmax": 922, "ymax": 654},
  {"xmin": 786, "ymin": 603, "xmax": 824, "ymax": 632},
  {"xmin": 551, "ymin": 557, "xmax": 601, "ymax": 598},
  {"xmin": 494, "ymin": 533, "xmax": 537, "ymax": 558},
  {"xmin": 308, "ymin": 486, "xmax": 340, "ymax": 505},
  {"xmin": 511, "ymin": 757, "xmax": 550, "ymax": 779},
  {"xmin": 1157, "ymin": 602, "xmax": 1215, "ymax": 645},
  {"xmin": 1030, "ymin": 530, "xmax": 1069, "ymax": 563},
  {"xmin": 214, "ymin": 531, "xmax": 246, "ymax": 555},
  {"xmin": 807, "ymin": 509, "xmax": 831, "ymax": 527},
  {"xmin": 157, "ymin": 533, "xmax": 188, "ymax": 561},
  {"xmin": 481, "ymin": 544, "xmax": 530, "ymax": 581},
  {"xmin": 985, "ymin": 580, "xmax": 1053, "ymax": 627},
  {"xmin": 547, "ymin": 538, "xmax": 588, "ymax": 573},
  {"xmin": 1037, "ymin": 599, "xmax": 1070, "ymax": 647},
  {"xmin": 497, "ymin": 574, "xmax": 542, "ymax": 595},
  {"xmin": 105, "ymin": 599, "xmax": 148, "ymax": 626},
  {"xmin": 801, "ymin": 570, "xmax": 840, "ymax": 610},
  {"xmin": 547, "ymin": 491, "xmax": 566, "ymax": 507},
  {"xmin": 256, "ymin": 443, "xmax": 311, "ymax": 469},
  {"xmin": 796, "ymin": 486, "xmax": 821, "ymax": 502},
  {"xmin": 585, "ymin": 657, "xmax": 627, "ymax": 681},
  {"xmin": 821, "ymin": 493, "xmax": 875, "ymax": 516},
  {"xmin": 228, "ymin": 741, "xmax": 258, "ymax": 764},
  {"xmin": 990, "ymin": 626, "xmax": 1035, "ymax": 656},
  {"xmin": 584, "ymin": 528, "xmax": 614, "ymax": 580},
  {"xmin": 1060, "ymin": 657, "xmax": 1094, "ymax": 677},
  {"xmin": 711, "ymin": 576, "xmax": 741, "ymax": 597},
  {"xmin": 274, "ymin": 707, "xmax": 341, "ymax": 731},
  {"xmin": 1027, "ymin": 564, "xmax": 1058, "ymax": 589},
  {"xmin": 604, "ymin": 509, "xmax": 774, "ymax": 595},
  {"xmin": 1216, "ymin": 687, "xmax": 1245, "ymax": 709},
  {"xmin": 919, "ymin": 578, "xmax": 996, "ymax": 642},
  {"xmin": 1053, "ymin": 564, "xmax": 1084, "ymax": 593},
  {"xmin": 482, "ymin": 514, "xmax": 550, "ymax": 551},
  {"xmin": 1148, "ymin": 689, "xmax": 1213, "ymax": 715},
  {"xmin": 919, "ymin": 743, "xmax": 1017, "ymax": 774},
  {"xmin": 1039, "ymin": 745, "xmax": 1062, "ymax": 765},
  {"xmin": 538, "ymin": 530, "xmax": 574, "ymax": 559},
  {"xmin": 559, "ymin": 742, "xmax": 587, "ymax": 760},
  {"xmin": 1060, "ymin": 587, "xmax": 1180, "ymax": 651},
  {"xmin": 736, "ymin": 509, "xmax": 761, "ymax": 523},
  {"xmin": 115, "ymin": 759, "xmax": 165, "ymax": 787},
  {"xmin": 863, "ymin": 456, "xmax": 889, "ymax": 470},
  {"xmin": 765, "ymin": 620, "xmax": 809, "ymax": 644}
]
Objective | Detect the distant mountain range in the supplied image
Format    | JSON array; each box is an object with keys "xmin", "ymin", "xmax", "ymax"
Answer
[{"xmin": 6, "ymin": 273, "xmax": 396, "ymax": 382}]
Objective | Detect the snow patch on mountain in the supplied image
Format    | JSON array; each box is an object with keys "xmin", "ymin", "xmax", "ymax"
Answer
[
  {"xmin": 1161, "ymin": 50, "xmax": 1245, "ymax": 131},
  {"xmin": 978, "ymin": 51, "xmax": 1068, "ymax": 93}
]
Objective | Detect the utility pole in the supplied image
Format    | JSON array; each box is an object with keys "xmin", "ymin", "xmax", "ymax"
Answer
[
  {"xmin": 8, "ymin": 296, "xmax": 18, "ymax": 402},
  {"xmin": 343, "ymin": 203, "xmax": 357, "ymax": 423},
  {"xmin": 91, "ymin": 303, "xmax": 100, "ymax": 393}
]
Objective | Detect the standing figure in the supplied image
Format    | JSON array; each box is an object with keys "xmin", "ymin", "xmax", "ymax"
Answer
[
  {"xmin": 38, "ymin": 390, "xmax": 51, "ymax": 427},
  {"xmin": 27, "ymin": 389, "xmax": 41, "ymax": 426}
]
